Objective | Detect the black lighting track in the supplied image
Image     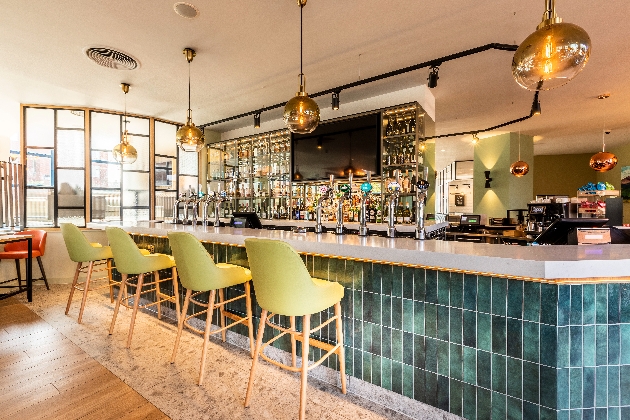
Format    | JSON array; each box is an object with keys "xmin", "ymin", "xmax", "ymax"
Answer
[{"xmin": 198, "ymin": 43, "xmax": 519, "ymax": 129}]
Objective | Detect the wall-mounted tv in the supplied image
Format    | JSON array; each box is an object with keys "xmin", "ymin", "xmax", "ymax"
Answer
[{"xmin": 291, "ymin": 113, "xmax": 381, "ymax": 182}]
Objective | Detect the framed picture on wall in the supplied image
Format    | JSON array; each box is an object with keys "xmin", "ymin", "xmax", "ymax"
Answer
[{"xmin": 455, "ymin": 194, "xmax": 465, "ymax": 206}]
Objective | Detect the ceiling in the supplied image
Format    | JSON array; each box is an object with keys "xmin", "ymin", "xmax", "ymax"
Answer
[{"xmin": 1, "ymin": 0, "xmax": 629, "ymax": 157}]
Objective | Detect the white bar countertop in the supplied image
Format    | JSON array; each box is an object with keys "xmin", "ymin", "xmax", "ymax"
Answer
[{"xmin": 87, "ymin": 221, "xmax": 630, "ymax": 281}]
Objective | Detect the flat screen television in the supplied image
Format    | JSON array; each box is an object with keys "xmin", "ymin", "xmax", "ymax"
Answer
[
  {"xmin": 534, "ymin": 218, "xmax": 609, "ymax": 245},
  {"xmin": 291, "ymin": 113, "xmax": 381, "ymax": 182},
  {"xmin": 231, "ymin": 212, "xmax": 263, "ymax": 229}
]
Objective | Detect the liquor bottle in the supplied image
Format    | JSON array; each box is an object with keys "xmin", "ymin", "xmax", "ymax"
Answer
[
  {"xmin": 403, "ymin": 203, "xmax": 411, "ymax": 224},
  {"xmin": 395, "ymin": 204, "xmax": 403, "ymax": 224},
  {"xmin": 409, "ymin": 116, "xmax": 416, "ymax": 133},
  {"xmin": 385, "ymin": 117, "xmax": 394, "ymax": 137},
  {"xmin": 376, "ymin": 205, "xmax": 382, "ymax": 224}
]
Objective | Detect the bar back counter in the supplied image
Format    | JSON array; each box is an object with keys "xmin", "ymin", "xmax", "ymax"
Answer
[{"xmin": 88, "ymin": 221, "xmax": 630, "ymax": 420}]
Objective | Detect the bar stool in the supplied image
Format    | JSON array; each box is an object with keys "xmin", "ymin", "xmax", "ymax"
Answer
[
  {"xmin": 61, "ymin": 223, "xmax": 116, "ymax": 323},
  {"xmin": 0, "ymin": 229, "xmax": 49, "ymax": 290},
  {"xmin": 168, "ymin": 232, "xmax": 255, "ymax": 385},
  {"xmin": 106, "ymin": 227, "xmax": 180, "ymax": 348},
  {"xmin": 243, "ymin": 238, "xmax": 346, "ymax": 420}
]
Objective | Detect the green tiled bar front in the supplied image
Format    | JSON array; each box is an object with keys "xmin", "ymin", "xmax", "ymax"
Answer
[{"xmin": 130, "ymin": 234, "xmax": 630, "ymax": 420}]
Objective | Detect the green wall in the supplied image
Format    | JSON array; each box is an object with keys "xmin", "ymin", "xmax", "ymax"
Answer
[{"xmin": 533, "ymin": 153, "xmax": 594, "ymax": 197}]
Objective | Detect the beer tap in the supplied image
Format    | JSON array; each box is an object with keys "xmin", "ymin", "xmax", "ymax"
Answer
[
  {"xmin": 335, "ymin": 173, "xmax": 352, "ymax": 235},
  {"xmin": 387, "ymin": 170, "xmax": 401, "ymax": 238},
  {"xmin": 358, "ymin": 171, "xmax": 373, "ymax": 237},
  {"xmin": 315, "ymin": 175, "xmax": 334, "ymax": 234},
  {"xmin": 172, "ymin": 192, "xmax": 187, "ymax": 224},
  {"xmin": 201, "ymin": 191, "xmax": 215, "ymax": 227},
  {"xmin": 213, "ymin": 190, "xmax": 227, "ymax": 227},
  {"xmin": 414, "ymin": 178, "xmax": 430, "ymax": 240}
]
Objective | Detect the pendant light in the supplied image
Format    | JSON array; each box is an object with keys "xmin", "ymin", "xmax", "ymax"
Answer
[
  {"xmin": 112, "ymin": 83, "xmax": 138, "ymax": 164},
  {"xmin": 510, "ymin": 131, "xmax": 530, "ymax": 177},
  {"xmin": 176, "ymin": 48, "xmax": 205, "ymax": 152},
  {"xmin": 512, "ymin": 0, "xmax": 591, "ymax": 91},
  {"xmin": 590, "ymin": 130, "xmax": 618, "ymax": 172},
  {"xmin": 283, "ymin": 0, "xmax": 320, "ymax": 134}
]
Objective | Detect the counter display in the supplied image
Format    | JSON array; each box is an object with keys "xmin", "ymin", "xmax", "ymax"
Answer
[{"xmin": 88, "ymin": 221, "xmax": 630, "ymax": 420}]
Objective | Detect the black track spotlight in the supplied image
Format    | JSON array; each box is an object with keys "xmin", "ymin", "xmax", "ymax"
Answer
[
  {"xmin": 254, "ymin": 112, "xmax": 261, "ymax": 129},
  {"xmin": 530, "ymin": 91, "xmax": 541, "ymax": 116},
  {"xmin": 332, "ymin": 91, "xmax": 340, "ymax": 110},
  {"xmin": 428, "ymin": 66, "xmax": 440, "ymax": 88}
]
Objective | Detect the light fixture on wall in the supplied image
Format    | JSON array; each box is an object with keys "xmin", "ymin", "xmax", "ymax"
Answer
[
  {"xmin": 471, "ymin": 133, "xmax": 479, "ymax": 145},
  {"xmin": 484, "ymin": 171, "xmax": 493, "ymax": 188},
  {"xmin": 510, "ymin": 131, "xmax": 530, "ymax": 177},
  {"xmin": 427, "ymin": 66, "xmax": 440, "ymax": 88},
  {"xmin": 512, "ymin": 0, "xmax": 591, "ymax": 91},
  {"xmin": 589, "ymin": 129, "xmax": 618, "ymax": 172},
  {"xmin": 112, "ymin": 83, "xmax": 138, "ymax": 164},
  {"xmin": 332, "ymin": 91, "xmax": 340, "ymax": 110},
  {"xmin": 283, "ymin": 0, "xmax": 320, "ymax": 134},
  {"xmin": 254, "ymin": 112, "xmax": 261, "ymax": 129},
  {"xmin": 175, "ymin": 48, "xmax": 205, "ymax": 152}
]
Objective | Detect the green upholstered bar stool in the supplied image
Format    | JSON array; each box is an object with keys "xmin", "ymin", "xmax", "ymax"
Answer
[
  {"xmin": 61, "ymin": 223, "xmax": 117, "ymax": 323},
  {"xmin": 168, "ymin": 232, "xmax": 255, "ymax": 385},
  {"xmin": 106, "ymin": 227, "xmax": 180, "ymax": 348},
  {"xmin": 243, "ymin": 238, "xmax": 346, "ymax": 420}
]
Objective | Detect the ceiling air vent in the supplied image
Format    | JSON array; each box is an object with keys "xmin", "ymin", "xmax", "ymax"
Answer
[
  {"xmin": 174, "ymin": 2, "xmax": 199, "ymax": 19},
  {"xmin": 84, "ymin": 47, "xmax": 139, "ymax": 70}
]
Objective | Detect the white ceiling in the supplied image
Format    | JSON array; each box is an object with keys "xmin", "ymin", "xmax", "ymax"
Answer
[{"xmin": 1, "ymin": 0, "xmax": 629, "ymax": 157}]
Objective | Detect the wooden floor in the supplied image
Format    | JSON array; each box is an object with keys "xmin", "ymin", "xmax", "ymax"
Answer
[{"xmin": 0, "ymin": 297, "xmax": 168, "ymax": 420}]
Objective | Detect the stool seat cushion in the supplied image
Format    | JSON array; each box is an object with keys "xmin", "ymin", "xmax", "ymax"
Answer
[
  {"xmin": 61, "ymin": 224, "xmax": 113, "ymax": 262},
  {"xmin": 0, "ymin": 250, "xmax": 42, "ymax": 259}
]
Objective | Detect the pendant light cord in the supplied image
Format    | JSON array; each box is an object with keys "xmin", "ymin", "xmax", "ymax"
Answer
[
  {"xmin": 518, "ymin": 131, "xmax": 521, "ymax": 160},
  {"xmin": 123, "ymin": 90, "xmax": 128, "ymax": 136},
  {"xmin": 188, "ymin": 60, "xmax": 191, "ymax": 112},
  {"xmin": 300, "ymin": 2, "xmax": 304, "ymax": 85}
]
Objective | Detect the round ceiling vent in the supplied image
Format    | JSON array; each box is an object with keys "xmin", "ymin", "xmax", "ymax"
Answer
[
  {"xmin": 174, "ymin": 2, "xmax": 199, "ymax": 19},
  {"xmin": 84, "ymin": 46, "xmax": 139, "ymax": 70}
]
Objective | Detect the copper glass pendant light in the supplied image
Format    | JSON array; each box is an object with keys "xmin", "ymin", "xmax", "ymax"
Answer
[
  {"xmin": 112, "ymin": 83, "xmax": 138, "ymax": 164},
  {"xmin": 510, "ymin": 132, "xmax": 530, "ymax": 177},
  {"xmin": 283, "ymin": 0, "xmax": 320, "ymax": 134},
  {"xmin": 512, "ymin": 0, "xmax": 591, "ymax": 91},
  {"xmin": 176, "ymin": 48, "xmax": 205, "ymax": 152},
  {"xmin": 590, "ymin": 130, "xmax": 618, "ymax": 172}
]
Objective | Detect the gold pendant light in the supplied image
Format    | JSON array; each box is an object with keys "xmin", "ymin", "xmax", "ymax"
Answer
[
  {"xmin": 590, "ymin": 130, "xmax": 618, "ymax": 172},
  {"xmin": 510, "ymin": 131, "xmax": 530, "ymax": 177},
  {"xmin": 283, "ymin": 0, "xmax": 320, "ymax": 134},
  {"xmin": 112, "ymin": 83, "xmax": 138, "ymax": 164},
  {"xmin": 176, "ymin": 48, "xmax": 205, "ymax": 153},
  {"xmin": 512, "ymin": 0, "xmax": 591, "ymax": 91}
]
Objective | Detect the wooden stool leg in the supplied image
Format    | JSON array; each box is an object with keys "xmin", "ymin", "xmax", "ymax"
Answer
[
  {"xmin": 36, "ymin": 256, "xmax": 50, "ymax": 290},
  {"xmin": 244, "ymin": 309, "xmax": 267, "ymax": 408},
  {"xmin": 77, "ymin": 261, "xmax": 94, "ymax": 324},
  {"xmin": 290, "ymin": 316, "xmax": 297, "ymax": 368},
  {"xmin": 170, "ymin": 289, "xmax": 191, "ymax": 364},
  {"xmin": 15, "ymin": 259, "xmax": 21, "ymax": 288},
  {"xmin": 334, "ymin": 302, "xmax": 347, "ymax": 394},
  {"xmin": 198, "ymin": 290, "xmax": 216, "ymax": 385},
  {"xmin": 107, "ymin": 259, "xmax": 114, "ymax": 303},
  {"xmin": 299, "ymin": 314, "xmax": 311, "ymax": 420},
  {"xmin": 172, "ymin": 267, "xmax": 180, "ymax": 324},
  {"xmin": 154, "ymin": 271, "xmax": 162, "ymax": 320},
  {"xmin": 109, "ymin": 274, "xmax": 128, "ymax": 335},
  {"xmin": 218, "ymin": 288, "xmax": 226, "ymax": 342},
  {"xmin": 126, "ymin": 273, "xmax": 145, "ymax": 348},
  {"xmin": 244, "ymin": 281, "xmax": 255, "ymax": 358},
  {"xmin": 65, "ymin": 262, "xmax": 82, "ymax": 315}
]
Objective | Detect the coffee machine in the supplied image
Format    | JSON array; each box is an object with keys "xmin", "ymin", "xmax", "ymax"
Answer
[{"xmin": 527, "ymin": 201, "xmax": 569, "ymax": 233}]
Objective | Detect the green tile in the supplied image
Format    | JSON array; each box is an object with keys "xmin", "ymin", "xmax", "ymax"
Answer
[
  {"xmin": 478, "ymin": 276, "xmax": 492, "ymax": 313},
  {"xmin": 437, "ymin": 374, "xmax": 449, "ymax": 411},
  {"xmin": 540, "ymin": 324, "xmax": 557, "ymax": 367},
  {"xmin": 523, "ymin": 321, "xmax": 540, "ymax": 363},
  {"xmin": 478, "ymin": 312, "xmax": 492, "ymax": 351},
  {"xmin": 491, "ymin": 353, "xmax": 506, "ymax": 394},
  {"xmin": 477, "ymin": 387, "xmax": 492, "ymax": 420},
  {"xmin": 523, "ymin": 361, "xmax": 539, "ymax": 404},
  {"xmin": 413, "ymin": 334, "xmax": 425, "ymax": 369},
  {"xmin": 363, "ymin": 351, "xmax": 372, "ymax": 383},
  {"xmin": 523, "ymin": 281, "xmax": 541, "ymax": 322},
  {"xmin": 371, "ymin": 354, "xmax": 382, "ymax": 387},
  {"xmin": 595, "ymin": 325, "xmax": 607, "ymax": 366},
  {"xmin": 595, "ymin": 284, "xmax": 608, "ymax": 325},
  {"xmin": 608, "ymin": 365, "xmax": 619, "ymax": 407},
  {"xmin": 451, "ymin": 272, "xmax": 464, "ymax": 309},
  {"xmin": 437, "ymin": 305, "xmax": 449, "ymax": 341},
  {"xmin": 437, "ymin": 270, "xmax": 450, "ymax": 306},
  {"xmin": 425, "ymin": 371, "xmax": 438, "ymax": 406},
  {"xmin": 570, "ymin": 326, "xmax": 583, "ymax": 367},
  {"xmin": 583, "ymin": 366, "xmax": 595, "ymax": 409},
  {"xmin": 450, "ymin": 379, "xmax": 463, "ymax": 417},
  {"xmin": 425, "ymin": 338, "xmax": 437, "ymax": 373},
  {"xmin": 507, "ymin": 356, "xmax": 522, "ymax": 399},
  {"xmin": 608, "ymin": 283, "xmax": 620, "ymax": 324},
  {"xmin": 463, "ymin": 274, "xmax": 477, "ymax": 311},
  {"xmin": 425, "ymin": 303, "xmax": 437, "ymax": 338},
  {"xmin": 462, "ymin": 382, "xmax": 477, "ymax": 420},
  {"xmin": 450, "ymin": 308, "xmax": 462, "ymax": 344},
  {"xmin": 450, "ymin": 343, "xmax": 463, "ymax": 381},
  {"xmin": 492, "ymin": 315, "xmax": 507, "ymax": 355},
  {"xmin": 382, "ymin": 295, "xmax": 392, "ymax": 328},
  {"xmin": 621, "ymin": 283, "xmax": 630, "ymax": 323},
  {"xmin": 353, "ymin": 317, "xmax": 363, "ymax": 349},
  {"xmin": 362, "ymin": 322, "xmax": 372, "ymax": 355},
  {"xmin": 437, "ymin": 340, "xmax": 449, "ymax": 377},
  {"xmin": 382, "ymin": 357, "xmax": 392, "ymax": 391},
  {"xmin": 402, "ymin": 267, "xmax": 414, "ymax": 300},
  {"xmin": 392, "ymin": 265, "xmax": 403, "ymax": 298},
  {"xmin": 392, "ymin": 360, "xmax": 403, "ymax": 395},
  {"xmin": 391, "ymin": 296, "xmax": 403, "ymax": 330},
  {"xmin": 542, "ymin": 407, "xmax": 559, "ymax": 420},
  {"xmin": 413, "ymin": 300, "xmax": 425, "ymax": 336},
  {"xmin": 621, "ymin": 324, "xmax": 630, "ymax": 365},
  {"xmin": 506, "ymin": 396, "xmax": 522, "ymax": 420},
  {"xmin": 583, "ymin": 284, "xmax": 595, "ymax": 325},
  {"xmin": 540, "ymin": 365, "xmax": 557, "ymax": 409},
  {"xmin": 570, "ymin": 368, "xmax": 583, "ymax": 409},
  {"xmin": 557, "ymin": 326, "xmax": 570, "ymax": 368},
  {"xmin": 620, "ymin": 365, "xmax": 630, "ymax": 406},
  {"xmin": 362, "ymin": 291, "xmax": 373, "ymax": 322},
  {"xmin": 463, "ymin": 310, "xmax": 477, "ymax": 348},
  {"xmin": 425, "ymin": 270, "xmax": 438, "ymax": 303},
  {"xmin": 403, "ymin": 364, "xmax": 414, "ymax": 399},
  {"xmin": 477, "ymin": 350, "xmax": 491, "ymax": 389},
  {"xmin": 492, "ymin": 277, "xmax": 507, "ymax": 316},
  {"xmin": 370, "ymin": 323, "xmax": 382, "ymax": 356},
  {"xmin": 391, "ymin": 328, "xmax": 403, "ymax": 362},
  {"xmin": 491, "ymin": 391, "xmax": 506, "ymax": 420},
  {"xmin": 523, "ymin": 401, "xmax": 539, "ymax": 419},
  {"xmin": 507, "ymin": 279, "xmax": 524, "ymax": 319},
  {"xmin": 507, "ymin": 318, "xmax": 522, "ymax": 359},
  {"xmin": 362, "ymin": 261, "xmax": 373, "ymax": 292},
  {"xmin": 414, "ymin": 367, "xmax": 426, "ymax": 403},
  {"xmin": 541, "ymin": 283, "xmax": 558, "ymax": 326},
  {"xmin": 608, "ymin": 324, "xmax": 620, "ymax": 365},
  {"xmin": 413, "ymin": 268, "xmax": 425, "ymax": 302},
  {"xmin": 370, "ymin": 263, "xmax": 381, "ymax": 294},
  {"xmin": 595, "ymin": 366, "xmax": 607, "ymax": 407},
  {"xmin": 403, "ymin": 332, "xmax": 414, "ymax": 366},
  {"xmin": 344, "ymin": 318, "xmax": 354, "ymax": 348},
  {"xmin": 353, "ymin": 290, "xmax": 362, "ymax": 320},
  {"xmin": 558, "ymin": 285, "xmax": 571, "ymax": 327},
  {"xmin": 382, "ymin": 264, "xmax": 393, "ymax": 296},
  {"xmin": 570, "ymin": 285, "xmax": 583, "ymax": 326},
  {"xmin": 402, "ymin": 299, "xmax": 414, "ymax": 333},
  {"xmin": 463, "ymin": 346, "xmax": 476, "ymax": 385},
  {"xmin": 353, "ymin": 349, "xmax": 363, "ymax": 379}
]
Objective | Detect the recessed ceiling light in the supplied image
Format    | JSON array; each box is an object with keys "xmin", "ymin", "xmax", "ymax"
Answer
[
  {"xmin": 597, "ymin": 93, "xmax": 611, "ymax": 99},
  {"xmin": 174, "ymin": 2, "xmax": 199, "ymax": 19},
  {"xmin": 441, "ymin": 149, "xmax": 446, "ymax": 152}
]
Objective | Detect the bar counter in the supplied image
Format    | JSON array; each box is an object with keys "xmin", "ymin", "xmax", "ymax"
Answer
[{"xmin": 88, "ymin": 221, "xmax": 630, "ymax": 420}]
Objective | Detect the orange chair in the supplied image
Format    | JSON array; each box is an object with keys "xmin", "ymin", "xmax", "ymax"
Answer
[{"xmin": 0, "ymin": 230, "xmax": 49, "ymax": 290}]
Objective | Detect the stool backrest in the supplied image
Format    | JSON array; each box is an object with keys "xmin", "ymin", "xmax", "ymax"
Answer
[
  {"xmin": 105, "ymin": 227, "xmax": 147, "ymax": 274},
  {"xmin": 244, "ymin": 238, "xmax": 318, "ymax": 314},
  {"xmin": 168, "ymin": 232, "xmax": 222, "ymax": 291},
  {"xmin": 61, "ymin": 223, "xmax": 94, "ymax": 262},
  {"xmin": 4, "ymin": 229, "xmax": 47, "ymax": 254}
]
